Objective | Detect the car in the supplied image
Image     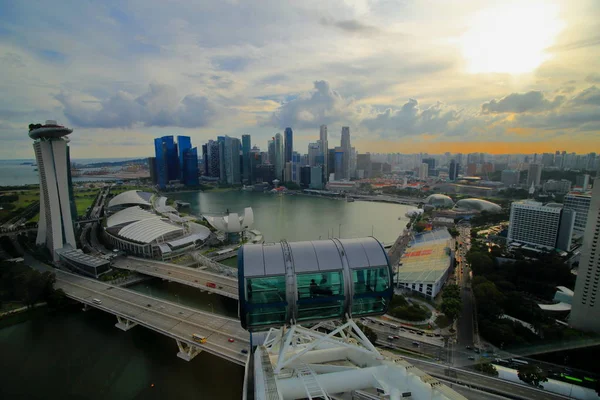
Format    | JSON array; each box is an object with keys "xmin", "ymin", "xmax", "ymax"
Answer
[
  {"xmin": 468, "ymin": 356, "xmax": 476, "ymax": 360},
  {"xmin": 241, "ymin": 349, "xmax": 248, "ymax": 354},
  {"xmin": 146, "ymin": 303, "xmax": 152, "ymax": 307},
  {"xmin": 388, "ymin": 335, "xmax": 396, "ymax": 340},
  {"xmin": 474, "ymin": 348, "xmax": 480, "ymax": 353},
  {"xmin": 228, "ymin": 338, "xmax": 235, "ymax": 343},
  {"xmin": 412, "ymin": 342, "xmax": 420, "ymax": 347},
  {"xmin": 465, "ymin": 345, "xmax": 472, "ymax": 350}
]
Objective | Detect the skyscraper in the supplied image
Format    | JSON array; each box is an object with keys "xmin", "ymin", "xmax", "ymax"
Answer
[
  {"xmin": 308, "ymin": 143, "xmax": 320, "ymax": 166},
  {"xmin": 267, "ymin": 139, "xmax": 275, "ymax": 165},
  {"xmin": 29, "ymin": 120, "xmax": 77, "ymax": 260},
  {"xmin": 177, "ymin": 135, "xmax": 192, "ymax": 179},
  {"xmin": 334, "ymin": 147, "xmax": 345, "ymax": 180},
  {"xmin": 182, "ymin": 147, "xmax": 199, "ymax": 186},
  {"xmin": 422, "ymin": 158, "xmax": 436, "ymax": 177},
  {"xmin": 219, "ymin": 136, "xmax": 241, "ymax": 185},
  {"xmin": 319, "ymin": 125, "xmax": 328, "ymax": 182},
  {"xmin": 448, "ymin": 159, "xmax": 459, "ymax": 181},
  {"xmin": 242, "ymin": 134, "xmax": 252, "ymax": 184},
  {"xmin": 154, "ymin": 136, "xmax": 179, "ymax": 188},
  {"xmin": 527, "ymin": 163, "xmax": 543, "ymax": 187},
  {"xmin": 204, "ymin": 140, "xmax": 220, "ymax": 178},
  {"xmin": 284, "ymin": 127, "xmax": 293, "ymax": 164},
  {"xmin": 570, "ymin": 183, "xmax": 600, "ymax": 333},
  {"xmin": 341, "ymin": 127, "xmax": 351, "ymax": 179},
  {"xmin": 274, "ymin": 133, "xmax": 284, "ymax": 180},
  {"xmin": 564, "ymin": 192, "xmax": 592, "ymax": 235},
  {"xmin": 356, "ymin": 154, "xmax": 372, "ymax": 179}
]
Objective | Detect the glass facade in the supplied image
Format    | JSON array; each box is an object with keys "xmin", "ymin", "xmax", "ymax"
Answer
[
  {"xmin": 351, "ymin": 267, "xmax": 391, "ymax": 316},
  {"xmin": 245, "ymin": 276, "xmax": 287, "ymax": 328},
  {"xmin": 182, "ymin": 147, "xmax": 199, "ymax": 186},
  {"xmin": 296, "ymin": 271, "xmax": 344, "ymax": 321}
]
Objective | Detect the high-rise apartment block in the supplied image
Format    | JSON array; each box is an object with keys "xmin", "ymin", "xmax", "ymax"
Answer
[
  {"xmin": 29, "ymin": 121, "xmax": 77, "ymax": 260},
  {"xmin": 501, "ymin": 169, "xmax": 520, "ymax": 186},
  {"xmin": 564, "ymin": 192, "xmax": 592, "ymax": 235},
  {"xmin": 508, "ymin": 200, "xmax": 575, "ymax": 251},
  {"xmin": 570, "ymin": 183, "xmax": 600, "ymax": 333},
  {"xmin": 527, "ymin": 163, "xmax": 543, "ymax": 187},
  {"xmin": 418, "ymin": 163, "xmax": 429, "ymax": 179}
]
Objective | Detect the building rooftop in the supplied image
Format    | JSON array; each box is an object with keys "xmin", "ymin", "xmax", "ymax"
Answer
[
  {"xmin": 106, "ymin": 206, "xmax": 156, "ymax": 228},
  {"xmin": 398, "ymin": 229, "xmax": 452, "ymax": 284},
  {"xmin": 56, "ymin": 247, "xmax": 110, "ymax": 268},
  {"xmin": 117, "ymin": 217, "xmax": 183, "ymax": 244},
  {"xmin": 108, "ymin": 190, "xmax": 153, "ymax": 209}
]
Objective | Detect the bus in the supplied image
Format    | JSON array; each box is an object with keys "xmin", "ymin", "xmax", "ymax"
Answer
[
  {"xmin": 192, "ymin": 334, "xmax": 207, "ymax": 344},
  {"xmin": 92, "ymin": 298, "xmax": 102, "ymax": 305}
]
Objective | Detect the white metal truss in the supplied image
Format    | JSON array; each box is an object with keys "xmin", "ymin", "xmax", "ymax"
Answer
[
  {"xmin": 269, "ymin": 319, "xmax": 381, "ymax": 374},
  {"xmin": 295, "ymin": 363, "xmax": 330, "ymax": 400}
]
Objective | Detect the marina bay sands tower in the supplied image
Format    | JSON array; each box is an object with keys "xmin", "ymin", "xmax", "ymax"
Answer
[{"xmin": 29, "ymin": 120, "xmax": 77, "ymax": 260}]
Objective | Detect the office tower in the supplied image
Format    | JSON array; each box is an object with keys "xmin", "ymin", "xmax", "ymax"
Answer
[
  {"xmin": 148, "ymin": 157, "xmax": 157, "ymax": 185},
  {"xmin": 341, "ymin": 127, "xmax": 351, "ymax": 179},
  {"xmin": 292, "ymin": 152, "xmax": 301, "ymax": 183},
  {"xmin": 543, "ymin": 179, "xmax": 571, "ymax": 194},
  {"xmin": 250, "ymin": 146, "xmax": 262, "ymax": 185},
  {"xmin": 570, "ymin": 183, "xmax": 600, "ymax": 332},
  {"xmin": 501, "ymin": 169, "xmax": 520, "ymax": 186},
  {"xmin": 350, "ymin": 147, "xmax": 357, "ymax": 178},
  {"xmin": 320, "ymin": 125, "xmax": 328, "ymax": 182},
  {"xmin": 177, "ymin": 135, "xmax": 192, "ymax": 179},
  {"xmin": 356, "ymin": 153, "xmax": 372, "ymax": 179},
  {"xmin": 284, "ymin": 127, "xmax": 293, "ymax": 164},
  {"xmin": 448, "ymin": 159, "xmax": 459, "ymax": 181},
  {"xmin": 418, "ymin": 163, "xmax": 429, "ymax": 179},
  {"xmin": 564, "ymin": 192, "xmax": 592, "ymax": 235},
  {"xmin": 334, "ymin": 147, "xmax": 345, "ymax": 180},
  {"xmin": 310, "ymin": 166, "xmax": 323, "ymax": 189},
  {"xmin": 201, "ymin": 144, "xmax": 208, "ymax": 177},
  {"xmin": 242, "ymin": 134, "xmax": 252, "ymax": 184},
  {"xmin": 274, "ymin": 133, "xmax": 284, "ymax": 180},
  {"xmin": 218, "ymin": 136, "xmax": 241, "ymax": 185},
  {"xmin": 267, "ymin": 139, "xmax": 275, "ymax": 165},
  {"xmin": 204, "ymin": 140, "xmax": 220, "ymax": 178},
  {"xmin": 182, "ymin": 147, "xmax": 199, "ymax": 186},
  {"xmin": 307, "ymin": 143, "xmax": 320, "ymax": 167},
  {"xmin": 254, "ymin": 164, "xmax": 276, "ymax": 184},
  {"xmin": 507, "ymin": 201, "xmax": 575, "ymax": 251},
  {"xmin": 284, "ymin": 162, "xmax": 293, "ymax": 182},
  {"xmin": 422, "ymin": 158, "xmax": 436, "ymax": 177},
  {"xmin": 29, "ymin": 121, "xmax": 77, "ymax": 260},
  {"xmin": 328, "ymin": 149, "xmax": 336, "ymax": 181},
  {"xmin": 154, "ymin": 136, "xmax": 180, "ymax": 188},
  {"xmin": 300, "ymin": 166, "xmax": 311, "ymax": 187},
  {"xmin": 527, "ymin": 163, "xmax": 542, "ymax": 187}
]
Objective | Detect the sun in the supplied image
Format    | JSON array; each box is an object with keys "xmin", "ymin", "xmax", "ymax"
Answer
[{"xmin": 461, "ymin": 2, "xmax": 564, "ymax": 74}]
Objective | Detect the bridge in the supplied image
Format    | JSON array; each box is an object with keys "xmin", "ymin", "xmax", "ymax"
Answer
[
  {"xmin": 112, "ymin": 256, "xmax": 239, "ymax": 299},
  {"xmin": 26, "ymin": 255, "xmax": 248, "ymax": 366}
]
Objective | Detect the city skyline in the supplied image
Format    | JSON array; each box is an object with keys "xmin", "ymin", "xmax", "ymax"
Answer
[{"xmin": 0, "ymin": 1, "xmax": 599, "ymax": 158}]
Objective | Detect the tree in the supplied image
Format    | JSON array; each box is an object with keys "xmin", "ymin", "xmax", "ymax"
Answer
[
  {"xmin": 414, "ymin": 221, "xmax": 428, "ymax": 233},
  {"xmin": 441, "ymin": 298, "xmax": 462, "ymax": 323},
  {"xmin": 356, "ymin": 322, "xmax": 378, "ymax": 344},
  {"xmin": 448, "ymin": 227, "xmax": 459, "ymax": 238},
  {"xmin": 517, "ymin": 364, "xmax": 548, "ymax": 388},
  {"xmin": 474, "ymin": 361, "xmax": 499, "ymax": 376},
  {"xmin": 442, "ymin": 284, "xmax": 461, "ymax": 300}
]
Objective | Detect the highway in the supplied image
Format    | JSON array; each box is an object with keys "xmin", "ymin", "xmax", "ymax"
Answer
[
  {"xmin": 401, "ymin": 355, "xmax": 570, "ymax": 400},
  {"xmin": 26, "ymin": 255, "xmax": 248, "ymax": 366},
  {"xmin": 112, "ymin": 256, "xmax": 239, "ymax": 299},
  {"xmin": 455, "ymin": 222, "xmax": 475, "ymax": 367}
]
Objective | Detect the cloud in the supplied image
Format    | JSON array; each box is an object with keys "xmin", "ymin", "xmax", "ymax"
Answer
[
  {"xmin": 571, "ymin": 86, "xmax": 600, "ymax": 106},
  {"xmin": 319, "ymin": 17, "xmax": 379, "ymax": 34},
  {"xmin": 361, "ymin": 99, "xmax": 461, "ymax": 136},
  {"xmin": 266, "ymin": 80, "xmax": 360, "ymax": 129},
  {"xmin": 586, "ymin": 73, "xmax": 600, "ymax": 83},
  {"xmin": 481, "ymin": 91, "xmax": 564, "ymax": 114},
  {"xmin": 55, "ymin": 84, "xmax": 221, "ymax": 128}
]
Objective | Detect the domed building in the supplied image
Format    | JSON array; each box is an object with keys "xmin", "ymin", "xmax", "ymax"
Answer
[
  {"xmin": 454, "ymin": 198, "xmax": 502, "ymax": 213},
  {"xmin": 424, "ymin": 194, "xmax": 455, "ymax": 208}
]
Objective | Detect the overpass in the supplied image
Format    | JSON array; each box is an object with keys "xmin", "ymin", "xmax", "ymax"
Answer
[
  {"xmin": 112, "ymin": 256, "xmax": 239, "ymax": 299},
  {"xmin": 26, "ymin": 255, "xmax": 248, "ymax": 366}
]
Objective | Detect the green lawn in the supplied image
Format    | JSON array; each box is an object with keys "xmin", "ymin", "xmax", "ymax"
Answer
[
  {"xmin": 16, "ymin": 191, "xmax": 40, "ymax": 208},
  {"xmin": 74, "ymin": 189, "xmax": 100, "ymax": 216}
]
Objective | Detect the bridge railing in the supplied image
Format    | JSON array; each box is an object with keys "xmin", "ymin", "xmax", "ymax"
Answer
[{"xmin": 191, "ymin": 251, "xmax": 237, "ymax": 278}]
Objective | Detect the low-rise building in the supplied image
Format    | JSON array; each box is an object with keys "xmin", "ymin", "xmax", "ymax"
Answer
[{"xmin": 397, "ymin": 229, "xmax": 453, "ymax": 299}]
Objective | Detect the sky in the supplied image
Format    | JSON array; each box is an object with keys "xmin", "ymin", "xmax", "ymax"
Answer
[{"xmin": 1, "ymin": 0, "xmax": 600, "ymax": 159}]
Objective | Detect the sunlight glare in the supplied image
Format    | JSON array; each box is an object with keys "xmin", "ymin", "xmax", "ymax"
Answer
[{"xmin": 461, "ymin": 2, "xmax": 564, "ymax": 74}]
